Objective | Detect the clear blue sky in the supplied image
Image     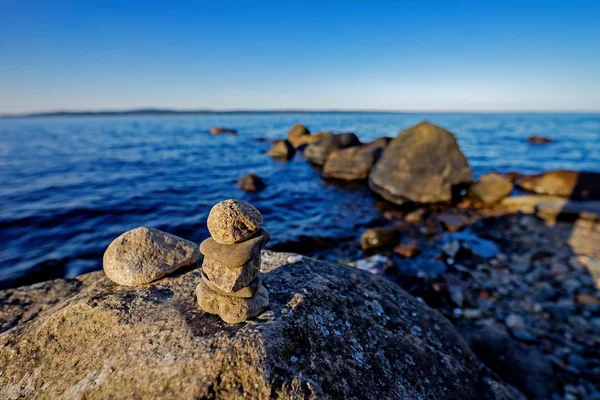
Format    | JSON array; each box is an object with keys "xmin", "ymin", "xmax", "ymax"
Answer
[{"xmin": 1, "ymin": 0, "xmax": 599, "ymax": 113}]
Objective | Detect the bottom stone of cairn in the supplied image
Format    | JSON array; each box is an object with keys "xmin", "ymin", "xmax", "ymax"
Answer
[{"xmin": 196, "ymin": 278, "xmax": 269, "ymax": 324}]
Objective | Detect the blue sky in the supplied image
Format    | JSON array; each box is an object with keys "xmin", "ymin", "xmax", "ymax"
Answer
[{"xmin": 1, "ymin": 0, "xmax": 599, "ymax": 113}]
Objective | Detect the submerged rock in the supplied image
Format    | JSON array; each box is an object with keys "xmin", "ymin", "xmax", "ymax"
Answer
[
  {"xmin": 527, "ymin": 136, "xmax": 552, "ymax": 144},
  {"xmin": 206, "ymin": 199, "xmax": 263, "ymax": 244},
  {"xmin": 209, "ymin": 127, "xmax": 237, "ymax": 135},
  {"xmin": 516, "ymin": 170, "xmax": 600, "ymax": 200},
  {"xmin": 103, "ymin": 227, "xmax": 199, "ymax": 286},
  {"xmin": 237, "ymin": 173, "xmax": 266, "ymax": 192},
  {"xmin": 266, "ymin": 139, "xmax": 295, "ymax": 160},
  {"xmin": 369, "ymin": 121, "xmax": 472, "ymax": 205},
  {"xmin": 322, "ymin": 137, "xmax": 391, "ymax": 180},
  {"xmin": 0, "ymin": 251, "xmax": 517, "ymax": 399},
  {"xmin": 468, "ymin": 173, "xmax": 514, "ymax": 204},
  {"xmin": 304, "ymin": 133, "xmax": 361, "ymax": 165}
]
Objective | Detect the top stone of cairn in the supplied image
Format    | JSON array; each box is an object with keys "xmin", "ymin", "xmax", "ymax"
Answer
[{"xmin": 207, "ymin": 199, "xmax": 263, "ymax": 244}]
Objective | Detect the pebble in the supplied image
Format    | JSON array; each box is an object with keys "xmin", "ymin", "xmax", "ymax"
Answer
[
  {"xmin": 505, "ymin": 313, "xmax": 525, "ymax": 329},
  {"xmin": 103, "ymin": 227, "xmax": 199, "ymax": 286},
  {"xmin": 207, "ymin": 199, "xmax": 263, "ymax": 244}
]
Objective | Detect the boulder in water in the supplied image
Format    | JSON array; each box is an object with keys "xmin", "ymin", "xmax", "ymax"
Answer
[
  {"xmin": 369, "ymin": 121, "xmax": 472, "ymax": 205},
  {"xmin": 322, "ymin": 137, "xmax": 391, "ymax": 180},
  {"xmin": 286, "ymin": 123, "xmax": 311, "ymax": 147},
  {"xmin": 237, "ymin": 173, "xmax": 266, "ymax": 192},
  {"xmin": 210, "ymin": 127, "xmax": 237, "ymax": 135},
  {"xmin": 527, "ymin": 136, "xmax": 552, "ymax": 144},
  {"xmin": 516, "ymin": 170, "xmax": 600, "ymax": 200},
  {"xmin": 304, "ymin": 133, "xmax": 361, "ymax": 165},
  {"xmin": 266, "ymin": 139, "xmax": 295, "ymax": 160},
  {"xmin": 0, "ymin": 250, "xmax": 519, "ymax": 399}
]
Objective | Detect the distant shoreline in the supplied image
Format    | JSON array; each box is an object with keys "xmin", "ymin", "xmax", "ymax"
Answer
[{"xmin": 2, "ymin": 109, "xmax": 599, "ymax": 119}]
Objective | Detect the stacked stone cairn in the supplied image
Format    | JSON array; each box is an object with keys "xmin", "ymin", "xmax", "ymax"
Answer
[{"xmin": 196, "ymin": 199, "xmax": 270, "ymax": 324}]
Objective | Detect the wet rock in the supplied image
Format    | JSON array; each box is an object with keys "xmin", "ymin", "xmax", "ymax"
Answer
[
  {"xmin": 103, "ymin": 227, "xmax": 200, "ymax": 286},
  {"xmin": 304, "ymin": 133, "xmax": 361, "ymax": 166},
  {"xmin": 285, "ymin": 123, "xmax": 310, "ymax": 147},
  {"xmin": 438, "ymin": 213, "xmax": 470, "ymax": 232},
  {"xmin": 360, "ymin": 227, "xmax": 400, "ymax": 251},
  {"xmin": 200, "ymin": 229, "xmax": 270, "ymax": 270},
  {"xmin": 236, "ymin": 173, "xmax": 266, "ymax": 192},
  {"xmin": 202, "ymin": 255, "xmax": 261, "ymax": 293},
  {"xmin": 322, "ymin": 137, "xmax": 390, "ymax": 180},
  {"xmin": 393, "ymin": 243, "xmax": 421, "ymax": 258},
  {"xmin": 516, "ymin": 170, "xmax": 600, "ymax": 200},
  {"xmin": 0, "ymin": 251, "xmax": 516, "ymax": 399},
  {"xmin": 535, "ymin": 199, "xmax": 600, "ymax": 223},
  {"xmin": 266, "ymin": 139, "xmax": 295, "ymax": 160},
  {"xmin": 405, "ymin": 208, "xmax": 425, "ymax": 223},
  {"xmin": 527, "ymin": 136, "xmax": 553, "ymax": 144},
  {"xmin": 196, "ymin": 277, "xmax": 269, "ymax": 324},
  {"xmin": 505, "ymin": 314, "xmax": 525, "ymax": 329},
  {"xmin": 369, "ymin": 121, "xmax": 472, "ymax": 205},
  {"xmin": 207, "ymin": 199, "xmax": 263, "ymax": 244},
  {"xmin": 468, "ymin": 173, "xmax": 514, "ymax": 204},
  {"xmin": 209, "ymin": 127, "xmax": 237, "ymax": 135}
]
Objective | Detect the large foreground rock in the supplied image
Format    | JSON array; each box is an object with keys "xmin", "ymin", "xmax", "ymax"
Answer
[
  {"xmin": 369, "ymin": 122, "xmax": 472, "ymax": 205},
  {"xmin": 516, "ymin": 170, "xmax": 600, "ymax": 200},
  {"xmin": 0, "ymin": 251, "xmax": 516, "ymax": 399},
  {"xmin": 322, "ymin": 137, "xmax": 390, "ymax": 180}
]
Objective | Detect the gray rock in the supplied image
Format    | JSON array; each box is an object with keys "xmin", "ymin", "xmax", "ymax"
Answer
[
  {"xmin": 202, "ymin": 272, "xmax": 261, "ymax": 298},
  {"xmin": 304, "ymin": 133, "xmax": 361, "ymax": 165},
  {"xmin": 369, "ymin": 121, "xmax": 472, "ymax": 205},
  {"xmin": 200, "ymin": 229, "xmax": 270, "ymax": 269},
  {"xmin": 202, "ymin": 255, "xmax": 261, "ymax": 293},
  {"xmin": 322, "ymin": 137, "xmax": 390, "ymax": 180},
  {"xmin": 0, "ymin": 250, "xmax": 519, "ymax": 400},
  {"xmin": 103, "ymin": 227, "xmax": 199, "ymax": 286},
  {"xmin": 468, "ymin": 173, "xmax": 514, "ymax": 204},
  {"xmin": 206, "ymin": 199, "xmax": 263, "ymax": 244},
  {"xmin": 196, "ymin": 278, "xmax": 269, "ymax": 324}
]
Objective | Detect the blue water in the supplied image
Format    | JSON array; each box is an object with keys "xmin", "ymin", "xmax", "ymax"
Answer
[{"xmin": 1, "ymin": 113, "xmax": 600, "ymax": 287}]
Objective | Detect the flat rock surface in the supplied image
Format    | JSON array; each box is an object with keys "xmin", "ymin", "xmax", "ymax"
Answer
[
  {"xmin": 0, "ymin": 251, "xmax": 515, "ymax": 400},
  {"xmin": 103, "ymin": 227, "xmax": 200, "ymax": 286}
]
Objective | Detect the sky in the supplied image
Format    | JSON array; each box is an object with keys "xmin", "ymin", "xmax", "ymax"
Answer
[{"xmin": 1, "ymin": 0, "xmax": 599, "ymax": 113}]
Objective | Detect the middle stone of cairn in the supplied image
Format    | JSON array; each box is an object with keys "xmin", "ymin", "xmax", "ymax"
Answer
[{"xmin": 196, "ymin": 199, "xmax": 270, "ymax": 324}]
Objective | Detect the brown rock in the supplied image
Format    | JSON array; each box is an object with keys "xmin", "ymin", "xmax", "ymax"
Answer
[
  {"xmin": 200, "ymin": 229, "xmax": 270, "ymax": 269},
  {"xmin": 209, "ymin": 127, "xmax": 237, "ymax": 135},
  {"xmin": 405, "ymin": 208, "xmax": 425, "ymax": 223},
  {"xmin": 103, "ymin": 227, "xmax": 200, "ymax": 286},
  {"xmin": 0, "ymin": 250, "xmax": 518, "ymax": 400},
  {"xmin": 360, "ymin": 227, "xmax": 400, "ymax": 251},
  {"xmin": 516, "ymin": 170, "xmax": 600, "ymax": 200},
  {"xmin": 202, "ymin": 255, "xmax": 261, "ymax": 293},
  {"xmin": 322, "ymin": 137, "xmax": 391, "ymax": 180},
  {"xmin": 576, "ymin": 293, "xmax": 600, "ymax": 305},
  {"xmin": 468, "ymin": 173, "xmax": 514, "ymax": 204},
  {"xmin": 527, "ymin": 136, "xmax": 552, "ymax": 144},
  {"xmin": 295, "ymin": 131, "xmax": 334, "ymax": 148},
  {"xmin": 207, "ymin": 199, "xmax": 263, "ymax": 244},
  {"xmin": 237, "ymin": 173, "xmax": 266, "ymax": 192},
  {"xmin": 393, "ymin": 243, "xmax": 421, "ymax": 258},
  {"xmin": 202, "ymin": 271, "xmax": 262, "ymax": 298},
  {"xmin": 304, "ymin": 133, "xmax": 361, "ymax": 165},
  {"xmin": 286, "ymin": 123, "xmax": 311, "ymax": 147},
  {"xmin": 266, "ymin": 139, "xmax": 295, "ymax": 160},
  {"xmin": 369, "ymin": 121, "xmax": 472, "ymax": 205},
  {"xmin": 196, "ymin": 278, "xmax": 269, "ymax": 324}
]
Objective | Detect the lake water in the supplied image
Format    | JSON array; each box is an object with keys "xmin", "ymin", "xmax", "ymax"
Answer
[{"xmin": 1, "ymin": 113, "xmax": 600, "ymax": 288}]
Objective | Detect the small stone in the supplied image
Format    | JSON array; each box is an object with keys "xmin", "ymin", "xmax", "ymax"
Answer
[
  {"xmin": 438, "ymin": 213, "xmax": 470, "ymax": 232},
  {"xmin": 405, "ymin": 209, "xmax": 425, "ymax": 223},
  {"xmin": 207, "ymin": 199, "xmax": 263, "ymax": 244},
  {"xmin": 527, "ymin": 136, "xmax": 552, "ymax": 144},
  {"xmin": 200, "ymin": 229, "xmax": 270, "ymax": 269},
  {"xmin": 287, "ymin": 255, "xmax": 303, "ymax": 264},
  {"xmin": 202, "ymin": 271, "xmax": 261, "ymax": 298},
  {"xmin": 360, "ymin": 227, "xmax": 399, "ymax": 251},
  {"xmin": 209, "ymin": 127, "xmax": 237, "ymax": 135},
  {"xmin": 196, "ymin": 279, "xmax": 269, "ymax": 324},
  {"xmin": 463, "ymin": 309, "xmax": 483, "ymax": 319},
  {"xmin": 393, "ymin": 243, "xmax": 421, "ymax": 258},
  {"xmin": 576, "ymin": 293, "xmax": 600, "ymax": 305},
  {"xmin": 505, "ymin": 313, "xmax": 525, "ymax": 329},
  {"xmin": 103, "ymin": 227, "xmax": 199, "ymax": 286},
  {"xmin": 202, "ymin": 255, "xmax": 261, "ymax": 293},
  {"xmin": 510, "ymin": 328, "xmax": 538, "ymax": 343},
  {"xmin": 236, "ymin": 173, "xmax": 266, "ymax": 192}
]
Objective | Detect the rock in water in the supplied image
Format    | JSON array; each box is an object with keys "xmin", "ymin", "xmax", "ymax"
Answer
[
  {"xmin": 527, "ymin": 136, "xmax": 552, "ymax": 144},
  {"xmin": 322, "ymin": 137, "xmax": 391, "ymax": 180},
  {"xmin": 286, "ymin": 123, "xmax": 311, "ymax": 147},
  {"xmin": 360, "ymin": 227, "xmax": 400, "ymax": 251},
  {"xmin": 103, "ymin": 227, "xmax": 200, "ymax": 286},
  {"xmin": 369, "ymin": 121, "xmax": 472, "ymax": 205},
  {"xmin": 266, "ymin": 139, "xmax": 295, "ymax": 160},
  {"xmin": 237, "ymin": 173, "xmax": 266, "ymax": 192},
  {"xmin": 304, "ymin": 133, "xmax": 361, "ymax": 165},
  {"xmin": 209, "ymin": 127, "xmax": 237, "ymax": 135},
  {"xmin": 516, "ymin": 170, "xmax": 600, "ymax": 200},
  {"xmin": 207, "ymin": 199, "xmax": 263, "ymax": 244},
  {"xmin": 468, "ymin": 173, "xmax": 514, "ymax": 204},
  {"xmin": 0, "ymin": 251, "xmax": 519, "ymax": 399}
]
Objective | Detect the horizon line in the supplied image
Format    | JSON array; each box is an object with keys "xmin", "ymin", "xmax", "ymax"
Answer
[{"xmin": 2, "ymin": 107, "xmax": 600, "ymax": 118}]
